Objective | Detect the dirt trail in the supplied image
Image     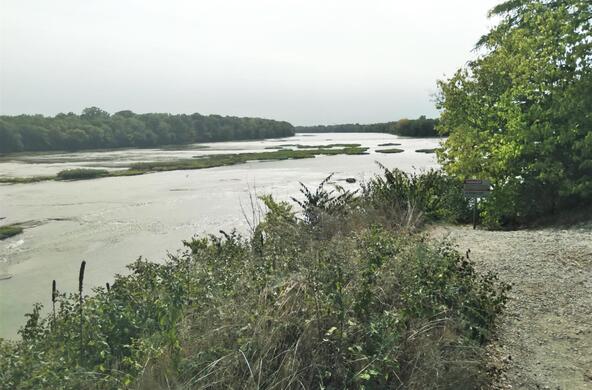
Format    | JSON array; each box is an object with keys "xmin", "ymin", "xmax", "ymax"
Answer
[{"xmin": 431, "ymin": 224, "xmax": 592, "ymax": 390}]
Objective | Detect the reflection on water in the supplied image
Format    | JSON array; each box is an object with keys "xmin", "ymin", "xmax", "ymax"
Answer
[{"xmin": 0, "ymin": 133, "xmax": 442, "ymax": 338}]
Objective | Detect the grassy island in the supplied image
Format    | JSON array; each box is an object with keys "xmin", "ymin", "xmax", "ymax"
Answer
[
  {"xmin": 0, "ymin": 224, "xmax": 23, "ymax": 240},
  {"xmin": 415, "ymin": 148, "xmax": 439, "ymax": 154},
  {"xmin": 376, "ymin": 147, "xmax": 404, "ymax": 154}
]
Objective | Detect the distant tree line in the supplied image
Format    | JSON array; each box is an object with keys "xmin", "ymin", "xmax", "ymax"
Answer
[
  {"xmin": 0, "ymin": 107, "xmax": 294, "ymax": 153},
  {"xmin": 296, "ymin": 116, "xmax": 441, "ymax": 137}
]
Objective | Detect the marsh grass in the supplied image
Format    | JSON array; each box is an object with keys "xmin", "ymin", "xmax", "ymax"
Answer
[
  {"xmin": 378, "ymin": 142, "xmax": 401, "ymax": 146},
  {"xmin": 415, "ymin": 148, "xmax": 440, "ymax": 154},
  {"xmin": 0, "ymin": 224, "xmax": 23, "ymax": 240},
  {"xmin": 0, "ymin": 147, "xmax": 369, "ymax": 184},
  {"xmin": 376, "ymin": 147, "xmax": 404, "ymax": 154},
  {"xmin": 56, "ymin": 168, "xmax": 110, "ymax": 180}
]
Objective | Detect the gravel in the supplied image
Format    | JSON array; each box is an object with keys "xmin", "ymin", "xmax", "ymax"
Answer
[{"xmin": 431, "ymin": 223, "xmax": 592, "ymax": 389}]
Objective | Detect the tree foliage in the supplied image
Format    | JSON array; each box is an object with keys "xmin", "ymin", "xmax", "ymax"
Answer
[
  {"xmin": 0, "ymin": 108, "xmax": 294, "ymax": 153},
  {"xmin": 436, "ymin": 0, "xmax": 592, "ymax": 225},
  {"xmin": 297, "ymin": 116, "xmax": 440, "ymax": 137}
]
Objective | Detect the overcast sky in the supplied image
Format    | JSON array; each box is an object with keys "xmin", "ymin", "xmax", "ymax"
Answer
[{"xmin": 0, "ymin": 0, "xmax": 500, "ymax": 125}]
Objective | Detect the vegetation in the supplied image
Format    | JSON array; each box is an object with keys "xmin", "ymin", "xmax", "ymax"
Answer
[
  {"xmin": 282, "ymin": 143, "xmax": 362, "ymax": 149},
  {"xmin": 0, "ymin": 169, "xmax": 507, "ymax": 389},
  {"xmin": 0, "ymin": 224, "xmax": 23, "ymax": 240},
  {"xmin": 57, "ymin": 169, "xmax": 110, "ymax": 180},
  {"xmin": 376, "ymin": 148, "xmax": 404, "ymax": 154},
  {"xmin": 415, "ymin": 148, "xmax": 438, "ymax": 154},
  {"xmin": 378, "ymin": 142, "xmax": 401, "ymax": 147},
  {"xmin": 297, "ymin": 116, "xmax": 441, "ymax": 137},
  {"xmin": 0, "ymin": 147, "xmax": 369, "ymax": 184},
  {"xmin": 0, "ymin": 107, "xmax": 294, "ymax": 154},
  {"xmin": 0, "ymin": 176, "xmax": 54, "ymax": 184},
  {"xmin": 130, "ymin": 147, "xmax": 368, "ymax": 172},
  {"xmin": 436, "ymin": 0, "xmax": 592, "ymax": 226}
]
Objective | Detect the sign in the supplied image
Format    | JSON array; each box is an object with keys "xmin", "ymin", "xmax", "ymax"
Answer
[{"xmin": 463, "ymin": 179, "xmax": 491, "ymax": 198}]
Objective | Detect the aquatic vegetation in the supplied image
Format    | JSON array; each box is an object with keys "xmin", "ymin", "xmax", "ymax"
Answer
[
  {"xmin": 415, "ymin": 148, "xmax": 439, "ymax": 153},
  {"xmin": 377, "ymin": 142, "xmax": 401, "ymax": 146},
  {"xmin": 0, "ymin": 147, "xmax": 369, "ymax": 184},
  {"xmin": 0, "ymin": 224, "xmax": 23, "ymax": 240},
  {"xmin": 56, "ymin": 168, "xmax": 110, "ymax": 180},
  {"xmin": 376, "ymin": 147, "xmax": 404, "ymax": 154}
]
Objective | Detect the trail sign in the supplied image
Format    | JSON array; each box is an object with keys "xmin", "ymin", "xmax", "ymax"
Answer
[
  {"xmin": 463, "ymin": 179, "xmax": 491, "ymax": 229},
  {"xmin": 463, "ymin": 179, "xmax": 491, "ymax": 198}
]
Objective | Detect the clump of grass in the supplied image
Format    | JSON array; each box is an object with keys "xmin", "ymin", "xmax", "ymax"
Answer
[
  {"xmin": 274, "ymin": 143, "xmax": 362, "ymax": 149},
  {"xmin": 378, "ymin": 142, "xmax": 401, "ymax": 146},
  {"xmin": 376, "ymin": 147, "xmax": 404, "ymax": 154},
  {"xmin": 0, "ymin": 224, "xmax": 23, "ymax": 240},
  {"xmin": 0, "ymin": 176, "xmax": 55, "ymax": 184},
  {"xmin": 56, "ymin": 168, "xmax": 109, "ymax": 180},
  {"xmin": 415, "ymin": 148, "xmax": 439, "ymax": 153}
]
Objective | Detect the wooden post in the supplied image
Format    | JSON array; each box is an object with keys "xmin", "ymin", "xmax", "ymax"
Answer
[
  {"xmin": 79, "ymin": 260, "xmax": 86, "ymax": 361},
  {"xmin": 52, "ymin": 280, "xmax": 57, "ymax": 327},
  {"xmin": 473, "ymin": 198, "xmax": 478, "ymax": 229}
]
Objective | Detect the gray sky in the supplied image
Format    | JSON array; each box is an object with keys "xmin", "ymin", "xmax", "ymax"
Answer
[{"xmin": 0, "ymin": 0, "xmax": 500, "ymax": 125}]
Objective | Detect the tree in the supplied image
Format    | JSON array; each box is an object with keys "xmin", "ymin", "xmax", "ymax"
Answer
[
  {"xmin": 0, "ymin": 120, "xmax": 23, "ymax": 153},
  {"xmin": 436, "ymin": 0, "xmax": 592, "ymax": 225}
]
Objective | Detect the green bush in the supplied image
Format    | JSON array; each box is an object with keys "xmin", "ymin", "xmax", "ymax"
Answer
[
  {"xmin": 56, "ymin": 168, "xmax": 110, "ymax": 180},
  {"xmin": 363, "ymin": 165, "xmax": 471, "ymax": 224}
]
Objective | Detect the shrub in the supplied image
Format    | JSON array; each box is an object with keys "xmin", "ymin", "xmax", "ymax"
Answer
[{"xmin": 363, "ymin": 165, "xmax": 471, "ymax": 225}]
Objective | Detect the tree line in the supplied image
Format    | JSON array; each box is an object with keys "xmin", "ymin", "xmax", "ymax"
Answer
[
  {"xmin": 296, "ymin": 116, "xmax": 440, "ymax": 137},
  {"xmin": 0, "ymin": 107, "xmax": 295, "ymax": 153}
]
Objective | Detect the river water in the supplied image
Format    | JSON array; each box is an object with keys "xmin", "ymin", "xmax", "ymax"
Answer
[{"xmin": 0, "ymin": 133, "xmax": 441, "ymax": 339}]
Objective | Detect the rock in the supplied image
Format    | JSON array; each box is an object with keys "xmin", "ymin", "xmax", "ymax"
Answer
[{"xmin": 345, "ymin": 177, "xmax": 356, "ymax": 183}]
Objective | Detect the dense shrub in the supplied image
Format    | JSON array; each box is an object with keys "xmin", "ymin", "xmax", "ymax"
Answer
[
  {"xmin": 0, "ymin": 173, "xmax": 507, "ymax": 389},
  {"xmin": 362, "ymin": 165, "xmax": 471, "ymax": 225}
]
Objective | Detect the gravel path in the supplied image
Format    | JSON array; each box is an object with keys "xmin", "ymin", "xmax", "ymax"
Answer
[{"xmin": 431, "ymin": 224, "xmax": 592, "ymax": 389}]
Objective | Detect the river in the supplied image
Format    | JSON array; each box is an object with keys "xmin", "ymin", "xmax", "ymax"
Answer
[{"xmin": 0, "ymin": 133, "xmax": 441, "ymax": 339}]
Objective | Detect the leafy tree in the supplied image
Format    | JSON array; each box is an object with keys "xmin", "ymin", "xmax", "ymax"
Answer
[{"xmin": 436, "ymin": 0, "xmax": 592, "ymax": 225}]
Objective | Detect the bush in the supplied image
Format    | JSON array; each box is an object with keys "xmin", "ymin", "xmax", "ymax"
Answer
[
  {"xmin": 56, "ymin": 168, "xmax": 110, "ymax": 180},
  {"xmin": 363, "ymin": 165, "xmax": 471, "ymax": 225}
]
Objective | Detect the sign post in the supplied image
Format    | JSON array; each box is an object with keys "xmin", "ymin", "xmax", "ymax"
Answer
[{"xmin": 463, "ymin": 179, "xmax": 491, "ymax": 229}]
